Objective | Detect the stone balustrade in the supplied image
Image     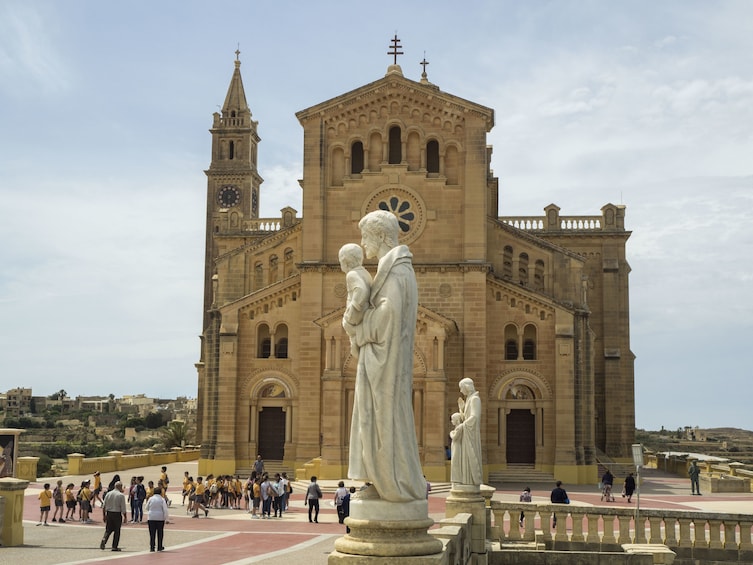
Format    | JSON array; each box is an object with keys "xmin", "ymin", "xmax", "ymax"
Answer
[
  {"xmin": 490, "ymin": 501, "xmax": 753, "ymax": 562},
  {"xmin": 500, "ymin": 215, "xmax": 604, "ymax": 232}
]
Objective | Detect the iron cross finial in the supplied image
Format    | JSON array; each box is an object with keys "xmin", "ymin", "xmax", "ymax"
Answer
[
  {"xmin": 420, "ymin": 52, "xmax": 429, "ymax": 74},
  {"xmin": 235, "ymin": 45, "xmax": 241, "ymax": 61},
  {"xmin": 387, "ymin": 34, "xmax": 404, "ymax": 65}
]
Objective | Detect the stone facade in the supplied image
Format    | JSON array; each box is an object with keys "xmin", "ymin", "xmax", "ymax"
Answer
[{"xmin": 196, "ymin": 53, "xmax": 634, "ymax": 484}]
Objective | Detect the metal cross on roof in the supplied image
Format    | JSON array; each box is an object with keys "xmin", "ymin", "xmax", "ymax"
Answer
[
  {"xmin": 387, "ymin": 34, "xmax": 404, "ymax": 65},
  {"xmin": 235, "ymin": 45, "xmax": 241, "ymax": 61},
  {"xmin": 420, "ymin": 52, "xmax": 429, "ymax": 74}
]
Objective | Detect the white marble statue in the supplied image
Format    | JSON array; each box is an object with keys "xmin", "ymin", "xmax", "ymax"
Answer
[
  {"xmin": 343, "ymin": 210, "xmax": 426, "ymax": 503},
  {"xmin": 338, "ymin": 243, "xmax": 372, "ymax": 357},
  {"xmin": 450, "ymin": 377, "xmax": 483, "ymax": 486}
]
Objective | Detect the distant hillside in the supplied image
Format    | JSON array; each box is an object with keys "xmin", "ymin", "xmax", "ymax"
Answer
[{"xmin": 637, "ymin": 427, "xmax": 753, "ymax": 465}]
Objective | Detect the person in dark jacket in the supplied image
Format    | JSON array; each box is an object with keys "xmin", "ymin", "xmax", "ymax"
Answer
[
  {"xmin": 623, "ymin": 472, "xmax": 636, "ymax": 503},
  {"xmin": 550, "ymin": 480, "xmax": 569, "ymax": 528}
]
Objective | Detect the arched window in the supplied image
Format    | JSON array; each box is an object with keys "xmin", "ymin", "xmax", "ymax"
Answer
[
  {"xmin": 504, "ymin": 324, "xmax": 518, "ymax": 360},
  {"xmin": 534, "ymin": 259, "xmax": 545, "ymax": 291},
  {"xmin": 275, "ymin": 324, "xmax": 289, "ymax": 358},
  {"xmin": 388, "ymin": 126, "xmax": 402, "ymax": 164},
  {"xmin": 503, "ymin": 246, "xmax": 513, "ymax": 279},
  {"xmin": 426, "ymin": 140, "xmax": 439, "ymax": 173},
  {"xmin": 519, "ymin": 253, "xmax": 529, "ymax": 285},
  {"xmin": 258, "ymin": 324, "xmax": 271, "ymax": 358},
  {"xmin": 283, "ymin": 248, "xmax": 294, "ymax": 277},
  {"xmin": 269, "ymin": 255, "xmax": 279, "ymax": 283},
  {"xmin": 229, "ymin": 140, "xmax": 235, "ymax": 160},
  {"xmin": 351, "ymin": 141, "xmax": 364, "ymax": 174},
  {"xmin": 522, "ymin": 324, "xmax": 537, "ymax": 360}
]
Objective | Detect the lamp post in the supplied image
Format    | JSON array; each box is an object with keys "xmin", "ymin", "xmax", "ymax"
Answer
[{"xmin": 631, "ymin": 443, "xmax": 644, "ymax": 540}]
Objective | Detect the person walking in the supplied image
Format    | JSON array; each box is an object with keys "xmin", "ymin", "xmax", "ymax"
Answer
[
  {"xmin": 688, "ymin": 460, "xmax": 702, "ymax": 495},
  {"xmin": 100, "ymin": 481, "xmax": 127, "ymax": 552},
  {"xmin": 334, "ymin": 481, "xmax": 348, "ymax": 524},
  {"xmin": 623, "ymin": 472, "xmax": 636, "ymax": 503},
  {"xmin": 601, "ymin": 469, "xmax": 615, "ymax": 502},
  {"xmin": 146, "ymin": 485, "xmax": 169, "ymax": 552},
  {"xmin": 304, "ymin": 476, "xmax": 323, "ymax": 523}
]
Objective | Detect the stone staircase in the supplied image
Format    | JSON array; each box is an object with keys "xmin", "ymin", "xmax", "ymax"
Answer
[{"xmin": 487, "ymin": 464, "xmax": 555, "ymax": 486}]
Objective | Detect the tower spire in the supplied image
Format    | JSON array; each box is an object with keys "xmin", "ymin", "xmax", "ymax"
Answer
[{"xmin": 222, "ymin": 50, "xmax": 250, "ymax": 118}]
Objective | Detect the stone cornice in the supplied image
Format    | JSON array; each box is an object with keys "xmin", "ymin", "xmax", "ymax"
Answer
[{"xmin": 296, "ymin": 73, "xmax": 494, "ymax": 130}]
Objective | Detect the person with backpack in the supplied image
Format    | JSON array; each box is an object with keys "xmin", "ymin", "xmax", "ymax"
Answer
[
  {"xmin": 132, "ymin": 476, "xmax": 147, "ymax": 523},
  {"xmin": 51, "ymin": 479, "xmax": 65, "ymax": 523}
]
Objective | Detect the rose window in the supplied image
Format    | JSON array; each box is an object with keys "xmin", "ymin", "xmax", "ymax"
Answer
[
  {"xmin": 378, "ymin": 196, "xmax": 415, "ymax": 233},
  {"xmin": 364, "ymin": 186, "xmax": 426, "ymax": 245}
]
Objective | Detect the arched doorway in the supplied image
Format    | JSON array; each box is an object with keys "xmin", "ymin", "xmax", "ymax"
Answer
[
  {"xmin": 490, "ymin": 373, "xmax": 552, "ymax": 468},
  {"xmin": 250, "ymin": 379, "xmax": 292, "ymax": 462},
  {"xmin": 506, "ymin": 409, "xmax": 535, "ymax": 464}
]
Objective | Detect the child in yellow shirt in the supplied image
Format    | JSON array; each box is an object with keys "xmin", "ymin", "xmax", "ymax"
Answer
[{"xmin": 38, "ymin": 483, "xmax": 52, "ymax": 526}]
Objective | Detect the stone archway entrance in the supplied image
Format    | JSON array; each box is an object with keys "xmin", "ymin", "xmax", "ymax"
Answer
[{"xmin": 506, "ymin": 409, "xmax": 535, "ymax": 464}]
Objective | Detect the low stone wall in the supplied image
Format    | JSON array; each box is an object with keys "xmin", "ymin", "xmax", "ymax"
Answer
[{"xmin": 67, "ymin": 448, "xmax": 200, "ymax": 476}]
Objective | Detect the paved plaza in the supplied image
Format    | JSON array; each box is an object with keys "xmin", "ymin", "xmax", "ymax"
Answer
[{"xmin": 5, "ymin": 462, "xmax": 752, "ymax": 564}]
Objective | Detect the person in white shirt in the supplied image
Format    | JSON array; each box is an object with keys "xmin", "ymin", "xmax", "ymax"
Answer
[{"xmin": 146, "ymin": 486, "xmax": 170, "ymax": 552}]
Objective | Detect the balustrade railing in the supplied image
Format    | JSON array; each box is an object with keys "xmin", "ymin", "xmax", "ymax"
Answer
[
  {"xmin": 490, "ymin": 501, "xmax": 753, "ymax": 555},
  {"xmin": 499, "ymin": 216, "xmax": 603, "ymax": 232}
]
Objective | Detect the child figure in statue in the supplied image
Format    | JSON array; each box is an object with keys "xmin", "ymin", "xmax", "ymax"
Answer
[{"xmin": 339, "ymin": 243, "xmax": 372, "ymax": 356}]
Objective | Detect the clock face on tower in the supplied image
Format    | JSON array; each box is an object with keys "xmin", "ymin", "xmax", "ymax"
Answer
[{"xmin": 217, "ymin": 185, "xmax": 241, "ymax": 207}]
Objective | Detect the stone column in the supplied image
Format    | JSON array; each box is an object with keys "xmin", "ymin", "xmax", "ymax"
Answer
[
  {"xmin": 445, "ymin": 485, "xmax": 488, "ymax": 564},
  {"xmin": 0, "ymin": 477, "xmax": 29, "ymax": 547}
]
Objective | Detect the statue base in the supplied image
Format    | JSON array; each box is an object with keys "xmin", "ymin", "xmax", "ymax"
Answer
[
  {"xmin": 446, "ymin": 484, "xmax": 487, "ymax": 556},
  {"xmin": 333, "ymin": 498, "xmax": 443, "ymax": 558}
]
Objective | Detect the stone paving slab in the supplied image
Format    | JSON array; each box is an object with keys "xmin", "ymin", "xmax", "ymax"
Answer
[{"xmin": 6, "ymin": 464, "xmax": 753, "ymax": 564}]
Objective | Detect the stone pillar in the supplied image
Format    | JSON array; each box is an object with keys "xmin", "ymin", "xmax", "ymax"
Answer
[
  {"xmin": 330, "ymin": 497, "xmax": 444, "ymax": 564},
  {"xmin": 16, "ymin": 456, "xmax": 39, "ymax": 482},
  {"xmin": 0, "ymin": 477, "xmax": 29, "ymax": 547},
  {"xmin": 108, "ymin": 451, "xmax": 124, "ymax": 471},
  {"xmin": 68, "ymin": 453, "xmax": 85, "ymax": 475},
  {"xmin": 445, "ymin": 485, "xmax": 487, "ymax": 563}
]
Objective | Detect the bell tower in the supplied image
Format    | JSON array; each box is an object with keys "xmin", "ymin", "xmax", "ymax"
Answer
[{"xmin": 202, "ymin": 50, "xmax": 263, "ymax": 328}]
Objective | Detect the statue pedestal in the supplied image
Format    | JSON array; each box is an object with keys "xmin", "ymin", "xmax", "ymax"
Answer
[
  {"xmin": 446, "ymin": 485, "xmax": 487, "ymax": 557},
  {"xmin": 330, "ymin": 498, "xmax": 444, "ymax": 563}
]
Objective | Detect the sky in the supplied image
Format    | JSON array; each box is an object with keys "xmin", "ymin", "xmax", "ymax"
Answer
[{"xmin": 1, "ymin": 1, "xmax": 751, "ymax": 432}]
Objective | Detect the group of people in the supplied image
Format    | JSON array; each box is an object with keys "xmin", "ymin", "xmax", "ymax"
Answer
[
  {"xmin": 598, "ymin": 469, "xmax": 637, "ymax": 503},
  {"xmin": 516, "ymin": 473, "xmax": 638, "ymax": 529},
  {"xmin": 178, "ymin": 456, "xmax": 293, "ymax": 520},
  {"xmin": 37, "ymin": 466, "xmax": 173, "ymax": 552}
]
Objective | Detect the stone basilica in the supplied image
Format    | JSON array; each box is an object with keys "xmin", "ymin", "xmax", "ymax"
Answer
[{"xmin": 196, "ymin": 46, "xmax": 634, "ymax": 484}]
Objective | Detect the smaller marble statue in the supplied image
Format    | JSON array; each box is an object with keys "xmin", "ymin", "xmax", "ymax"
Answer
[
  {"xmin": 449, "ymin": 377, "xmax": 483, "ymax": 486},
  {"xmin": 339, "ymin": 243, "xmax": 372, "ymax": 356}
]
